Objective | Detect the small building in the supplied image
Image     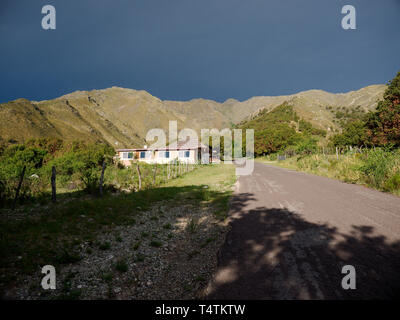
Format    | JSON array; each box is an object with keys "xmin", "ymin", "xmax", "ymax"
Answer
[{"xmin": 116, "ymin": 139, "xmax": 210, "ymax": 166}]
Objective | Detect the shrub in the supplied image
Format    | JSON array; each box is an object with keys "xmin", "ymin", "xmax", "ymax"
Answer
[
  {"xmin": 150, "ymin": 240, "xmax": 162, "ymax": 247},
  {"xmin": 293, "ymin": 137, "xmax": 318, "ymax": 155},
  {"xmin": 358, "ymin": 148, "xmax": 395, "ymax": 188},
  {"xmin": 99, "ymin": 242, "xmax": 111, "ymax": 250},
  {"xmin": 163, "ymin": 223, "xmax": 172, "ymax": 230},
  {"xmin": 0, "ymin": 138, "xmax": 194, "ymax": 205},
  {"xmin": 384, "ymin": 173, "xmax": 400, "ymax": 192},
  {"xmin": 115, "ymin": 259, "xmax": 128, "ymax": 273},
  {"xmin": 186, "ymin": 218, "xmax": 199, "ymax": 233},
  {"xmin": 269, "ymin": 153, "xmax": 277, "ymax": 161}
]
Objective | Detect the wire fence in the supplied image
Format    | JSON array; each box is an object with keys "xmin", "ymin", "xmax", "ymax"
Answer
[
  {"xmin": 0, "ymin": 159, "xmax": 199, "ymax": 208},
  {"xmin": 276, "ymin": 145, "xmax": 368, "ymax": 161}
]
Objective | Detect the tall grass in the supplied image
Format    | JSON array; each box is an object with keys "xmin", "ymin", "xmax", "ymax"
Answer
[
  {"xmin": 261, "ymin": 148, "xmax": 400, "ymax": 195},
  {"xmin": 358, "ymin": 149, "xmax": 400, "ymax": 192},
  {"xmin": 104, "ymin": 162, "xmax": 193, "ymax": 192}
]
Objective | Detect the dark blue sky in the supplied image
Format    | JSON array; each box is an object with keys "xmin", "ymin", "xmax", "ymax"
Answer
[{"xmin": 1, "ymin": 0, "xmax": 399, "ymax": 103}]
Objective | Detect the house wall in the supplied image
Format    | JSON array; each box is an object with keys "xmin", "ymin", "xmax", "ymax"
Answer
[
  {"xmin": 154, "ymin": 150, "xmax": 197, "ymax": 164},
  {"xmin": 117, "ymin": 149, "xmax": 201, "ymax": 165},
  {"xmin": 117, "ymin": 150, "xmax": 138, "ymax": 166}
]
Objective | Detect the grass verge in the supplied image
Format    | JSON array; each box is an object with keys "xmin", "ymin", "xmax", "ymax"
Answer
[
  {"xmin": 0, "ymin": 163, "xmax": 236, "ymax": 295},
  {"xmin": 256, "ymin": 151, "xmax": 400, "ymax": 196}
]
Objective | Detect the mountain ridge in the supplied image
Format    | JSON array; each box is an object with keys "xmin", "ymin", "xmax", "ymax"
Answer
[{"xmin": 0, "ymin": 84, "xmax": 386, "ymax": 148}]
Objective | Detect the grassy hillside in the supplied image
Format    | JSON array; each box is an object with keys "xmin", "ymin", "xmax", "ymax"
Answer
[
  {"xmin": 238, "ymin": 103, "xmax": 326, "ymax": 155},
  {"xmin": 224, "ymin": 84, "xmax": 385, "ymax": 130},
  {"xmin": 254, "ymin": 72, "xmax": 400, "ymax": 196},
  {"xmin": 0, "ymin": 85, "xmax": 385, "ymax": 148}
]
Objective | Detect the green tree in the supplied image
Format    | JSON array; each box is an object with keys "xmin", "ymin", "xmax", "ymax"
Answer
[
  {"xmin": 293, "ymin": 136, "xmax": 318, "ymax": 155},
  {"xmin": 330, "ymin": 119, "xmax": 367, "ymax": 147},
  {"xmin": 366, "ymin": 71, "xmax": 400, "ymax": 146},
  {"xmin": 239, "ymin": 103, "xmax": 324, "ymax": 156}
]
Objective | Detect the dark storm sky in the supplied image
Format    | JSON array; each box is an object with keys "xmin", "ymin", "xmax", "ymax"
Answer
[{"xmin": 0, "ymin": 0, "xmax": 399, "ymax": 103}]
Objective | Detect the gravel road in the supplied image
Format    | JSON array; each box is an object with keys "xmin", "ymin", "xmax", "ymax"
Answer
[{"xmin": 206, "ymin": 162, "xmax": 400, "ymax": 299}]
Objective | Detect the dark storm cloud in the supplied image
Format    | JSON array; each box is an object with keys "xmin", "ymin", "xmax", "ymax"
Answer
[{"xmin": 0, "ymin": 0, "xmax": 399, "ymax": 103}]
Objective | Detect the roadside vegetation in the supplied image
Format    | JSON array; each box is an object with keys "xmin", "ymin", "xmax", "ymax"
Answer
[
  {"xmin": 0, "ymin": 139, "xmax": 195, "ymax": 207},
  {"xmin": 0, "ymin": 133, "xmax": 237, "ymax": 299},
  {"xmin": 2, "ymin": 68, "xmax": 399, "ymax": 298},
  {"xmin": 258, "ymin": 148, "xmax": 400, "ymax": 196},
  {"xmin": 0, "ymin": 139, "xmax": 112, "ymax": 206},
  {"xmin": 254, "ymin": 71, "xmax": 400, "ymax": 196},
  {"xmin": 0, "ymin": 163, "xmax": 236, "ymax": 299}
]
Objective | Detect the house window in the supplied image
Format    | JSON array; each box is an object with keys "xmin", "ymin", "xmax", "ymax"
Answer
[
  {"xmin": 140, "ymin": 151, "xmax": 147, "ymax": 159},
  {"xmin": 122, "ymin": 152, "xmax": 133, "ymax": 160},
  {"xmin": 159, "ymin": 151, "xmax": 170, "ymax": 158},
  {"xmin": 139, "ymin": 151, "xmax": 152, "ymax": 159},
  {"xmin": 179, "ymin": 150, "xmax": 190, "ymax": 158}
]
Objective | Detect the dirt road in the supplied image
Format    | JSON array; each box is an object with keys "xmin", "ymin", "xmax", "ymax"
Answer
[{"xmin": 206, "ymin": 162, "xmax": 400, "ymax": 299}]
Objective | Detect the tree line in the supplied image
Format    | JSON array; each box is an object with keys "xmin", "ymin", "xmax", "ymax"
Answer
[
  {"xmin": 237, "ymin": 71, "xmax": 400, "ymax": 156},
  {"xmin": 0, "ymin": 138, "xmax": 196, "ymax": 207},
  {"xmin": 331, "ymin": 71, "xmax": 400, "ymax": 148}
]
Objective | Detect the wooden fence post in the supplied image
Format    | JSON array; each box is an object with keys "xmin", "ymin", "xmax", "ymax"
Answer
[
  {"xmin": 51, "ymin": 166, "xmax": 57, "ymax": 202},
  {"xmin": 152, "ymin": 164, "xmax": 158, "ymax": 186},
  {"xmin": 136, "ymin": 163, "xmax": 142, "ymax": 190},
  {"xmin": 99, "ymin": 160, "xmax": 106, "ymax": 196},
  {"xmin": 13, "ymin": 165, "xmax": 26, "ymax": 209}
]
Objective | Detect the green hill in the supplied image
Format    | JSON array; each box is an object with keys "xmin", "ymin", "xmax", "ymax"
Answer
[{"xmin": 238, "ymin": 103, "xmax": 327, "ymax": 155}]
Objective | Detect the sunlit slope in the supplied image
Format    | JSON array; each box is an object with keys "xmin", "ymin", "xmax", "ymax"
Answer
[{"xmin": 0, "ymin": 84, "xmax": 385, "ymax": 147}]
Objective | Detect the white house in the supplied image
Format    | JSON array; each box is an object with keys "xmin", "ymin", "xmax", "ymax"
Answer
[{"xmin": 116, "ymin": 139, "xmax": 210, "ymax": 166}]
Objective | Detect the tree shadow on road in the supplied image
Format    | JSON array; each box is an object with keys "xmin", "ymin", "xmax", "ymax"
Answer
[{"xmin": 206, "ymin": 192, "xmax": 400, "ymax": 299}]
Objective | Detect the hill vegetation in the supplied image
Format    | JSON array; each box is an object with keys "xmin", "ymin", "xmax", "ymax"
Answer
[
  {"xmin": 237, "ymin": 71, "xmax": 400, "ymax": 155},
  {"xmin": 259, "ymin": 71, "xmax": 400, "ymax": 196},
  {"xmin": 0, "ymin": 73, "xmax": 398, "ymax": 299},
  {"xmin": 0, "ymin": 85, "xmax": 385, "ymax": 148},
  {"xmin": 238, "ymin": 103, "xmax": 326, "ymax": 156},
  {"xmin": 330, "ymin": 71, "xmax": 400, "ymax": 148}
]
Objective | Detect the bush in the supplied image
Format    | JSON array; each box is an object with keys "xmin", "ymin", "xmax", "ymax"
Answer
[
  {"xmin": 0, "ymin": 138, "xmax": 196, "ymax": 205},
  {"xmin": 115, "ymin": 259, "xmax": 128, "ymax": 273},
  {"xmin": 293, "ymin": 137, "xmax": 318, "ymax": 155},
  {"xmin": 358, "ymin": 148, "xmax": 394, "ymax": 188},
  {"xmin": 240, "ymin": 103, "xmax": 325, "ymax": 156},
  {"xmin": 0, "ymin": 140, "xmax": 115, "ymax": 204},
  {"xmin": 384, "ymin": 173, "xmax": 400, "ymax": 192},
  {"xmin": 269, "ymin": 153, "xmax": 277, "ymax": 161}
]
